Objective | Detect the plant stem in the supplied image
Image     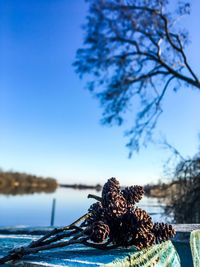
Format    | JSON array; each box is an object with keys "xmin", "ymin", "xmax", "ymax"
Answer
[
  {"xmin": 0, "ymin": 237, "xmax": 89, "ymax": 264},
  {"xmin": 87, "ymin": 194, "xmax": 102, "ymax": 202},
  {"xmin": 28, "ymin": 213, "xmax": 89, "ymax": 248},
  {"xmin": 31, "ymin": 229, "xmax": 78, "ymax": 247},
  {"xmin": 0, "ymin": 213, "xmax": 91, "ymax": 264}
]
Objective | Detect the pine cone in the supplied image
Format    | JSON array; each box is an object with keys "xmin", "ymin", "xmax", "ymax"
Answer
[
  {"xmin": 122, "ymin": 186, "xmax": 144, "ymax": 206},
  {"xmin": 102, "ymin": 178, "xmax": 120, "ymax": 204},
  {"xmin": 108, "ymin": 219, "xmax": 131, "ymax": 247},
  {"xmin": 131, "ymin": 227, "xmax": 156, "ymax": 250},
  {"xmin": 127, "ymin": 207, "xmax": 153, "ymax": 231},
  {"xmin": 153, "ymin": 222, "xmax": 175, "ymax": 244},
  {"xmin": 86, "ymin": 202, "xmax": 105, "ymax": 226},
  {"xmin": 109, "ymin": 217, "xmax": 155, "ymax": 249},
  {"xmin": 120, "ymin": 207, "xmax": 155, "ymax": 250},
  {"xmin": 89, "ymin": 221, "xmax": 110, "ymax": 243},
  {"xmin": 105, "ymin": 191, "xmax": 127, "ymax": 219}
]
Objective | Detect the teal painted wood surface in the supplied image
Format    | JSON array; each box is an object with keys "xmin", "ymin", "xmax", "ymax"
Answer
[
  {"xmin": 190, "ymin": 229, "xmax": 200, "ymax": 267},
  {"xmin": 0, "ymin": 227, "xmax": 181, "ymax": 267},
  {"xmin": 173, "ymin": 242, "xmax": 193, "ymax": 267}
]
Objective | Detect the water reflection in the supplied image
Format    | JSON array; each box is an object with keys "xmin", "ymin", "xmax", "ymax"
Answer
[
  {"xmin": 0, "ymin": 171, "xmax": 57, "ymax": 195},
  {"xmin": 0, "ymin": 188, "xmax": 165, "ymax": 227}
]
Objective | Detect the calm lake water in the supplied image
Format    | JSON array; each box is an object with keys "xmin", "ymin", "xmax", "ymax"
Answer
[{"xmin": 0, "ymin": 188, "xmax": 166, "ymax": 227}]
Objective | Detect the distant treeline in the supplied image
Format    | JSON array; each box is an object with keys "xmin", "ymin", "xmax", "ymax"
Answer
[
  {"xmin": 60, "ymin": 183, "xmax": 102, "ymax": 191},
  {"xmin": 0, "ymin": 170, "xmax": 58, "ymax": 195},
  {"xmin": 144, "ymin": 183, "xmax": 169, "ymax": 198}
]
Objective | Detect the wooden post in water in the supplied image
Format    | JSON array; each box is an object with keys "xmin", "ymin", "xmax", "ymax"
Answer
[{"xmin": 50, "ymin": 198, "xmax": 56, "ymax": 227}]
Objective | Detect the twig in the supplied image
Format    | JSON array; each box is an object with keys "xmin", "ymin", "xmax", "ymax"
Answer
[
  {"xmin": 34, "ymin": 229, "xmax": 79, "ymax": 247},
  {"xmin": 87, "ymin": 194, "xmax": 102, "ymax": 201},
  {"xmin": 0, "ymin": 233, "xmax": 117, "ymax": 265},
  {"xmin": 31, "ymin": 226, "xmax": 84, "ymax": 248},
  {"xmin": 0, "ymin": 214, "xmax": 93, "ymax": 265},
  {"xmin": 28, "ymin": 213, "xmax": 89, "ymax": 248},
  {"xmin": 0, "ymin": 238, "xmax": 89, "ymax": 264}
]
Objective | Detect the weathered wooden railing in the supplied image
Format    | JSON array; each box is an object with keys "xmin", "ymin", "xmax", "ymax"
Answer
[{"xmin": 0, "ymin": 225, "xmax": 199, "ymax": 267}]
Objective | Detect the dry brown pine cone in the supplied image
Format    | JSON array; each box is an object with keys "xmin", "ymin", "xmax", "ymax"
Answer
[
  {"xmin": 104, "ymin": 191, "xmax": 127, "ymax": 219},
  {"xmin": 122, "ymin": 186, "xmax": 144, "ymax": 206},
  {"xmin": 89, "ymin": 221, "xmax": 110, "ymax": 243},
  {"xmin": 115, "ymin": 207, "xmax": 154, "ymax": 249},
  {"xmin": 102, "ymin": 178, "xmax": 120, "ymax": 204},
  {"xmin": 86, "ymin": 202, "xmax": 105, "ymax": 226},
  {"xmin": 108, "ymin": 208, "xmax": 155, "ymax": 249},
  {"xmin": 131, "ymin": 226, "xmax": 156, "ymax": 250},
  {"xmin": 153, "ymin": 222, "xmax": 176, "ymax": 244},
  {"xmin": 108, "ymin": 218, "xmax": 132, "ymax": 247},
  {"xmin": 126, "ymin": 207, "xmax": 154, "ymax": 231}
]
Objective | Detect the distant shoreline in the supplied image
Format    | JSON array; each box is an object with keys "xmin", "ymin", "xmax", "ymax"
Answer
[
  {"xmin": 0, "ymin": 168, "xmax": 171, "ymax": 196},
  {"xmin": 59, "ymin": 183, "xmax": 102, "ymax": 191},
  {"xmin": 0, "ymin": 170, "xmax": 57, "ymax": 195}
]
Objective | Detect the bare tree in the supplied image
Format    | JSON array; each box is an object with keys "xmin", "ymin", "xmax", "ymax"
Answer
[
  {"xmin": 164, "ymin": 153, "xmax": 200, "ymax": 223},
  {"xmin": 74, "ymin": 0, "xmax": 200, "ymax": 156}
]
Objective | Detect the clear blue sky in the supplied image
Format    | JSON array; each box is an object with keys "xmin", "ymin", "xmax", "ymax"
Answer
[{"xmin": 0, "ymin": 0, "xmax": 200, "ymax": 185}]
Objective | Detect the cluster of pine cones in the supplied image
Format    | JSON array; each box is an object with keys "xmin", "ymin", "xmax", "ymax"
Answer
[{"xmin": 84, "ymin": 178, "xmax": 175, "ymax": 250}]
